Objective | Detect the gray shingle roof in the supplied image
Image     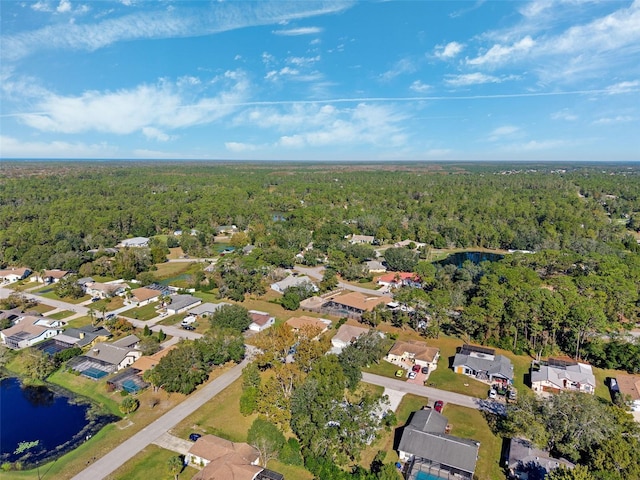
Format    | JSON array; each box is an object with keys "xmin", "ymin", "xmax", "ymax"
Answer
[
  {"xmin": 452, "ymin": 351, "xmax": 514, "ymax": 381},
  {"xmin": 168, "ymin": 294, "xmax": 201, "ymax": 312},
  {"xmin": 399, "ymin": 410, "xmax": 479, "ymax": 474}
]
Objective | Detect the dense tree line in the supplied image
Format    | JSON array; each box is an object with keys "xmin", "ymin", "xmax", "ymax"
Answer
[{"xmin": 2, "ymin": 163, "xmax": 638, "ymax": 271}]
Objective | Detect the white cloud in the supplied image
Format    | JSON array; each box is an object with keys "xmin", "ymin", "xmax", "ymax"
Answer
[
  {"xmin": 380, "ymin": 58, "xmax": 416, "ymax": 82},
  {"xmin": 444, "ymin": 72, "xmax": 502, "ymax": 86},
  {"xmin": 56, "ymin": 0, "xmax": 71, "ymax": 13},
  {"xmin": 519, "ymin": 139, "xmax": 568, "ymax": 150},
  {"xmin": 551, "ymin": 109, "xmax": 578, "ymax": 121},
  {"xmin": 434, "ymin": 41, "xmax": 464, "ymax": 59},
  {"xmin": 273, "ymin": 27, "xmax": 322, "ymax": 36},
  {"xmin": 5, "ymin": 2, "xmax": 350, "ymax": 61},
  {"xmin": 592, "ymin": 115, "xmax": 634, "ymax": 125},
  {"xmin": 467, "ymin": 36, "xmax": 535, "ymax": 66},
  {"xmin": 0, "ymin": 135, "xmax": 115, "ymax": 158},
  {"xmin": 606, "ymin": 80, "xmax": 640, "ymax": 95},
  {"xmin": 16, "ymin": 71, "xmax": 250, "ymax": 135},
  {"xmin": 31, "ymin": 2, "xmax": 52, "ymax": 12},
  {"xmin": 225, "ymin": 142, "xmax": 259, "ymax": 152},
  {"xmin": 142, "ymin": 126, "xmax": 172, "ymax": 142},
  {"xmin": 287, "ymin": 55, "xmax": 320, "ymax": 67},
  {"xmin": 410, "ymin": 80, "xmax": 431, "ymax": 93},
  {"xmin": 488, "ymin": 125, "xmax": 520, "ymax": 141}
]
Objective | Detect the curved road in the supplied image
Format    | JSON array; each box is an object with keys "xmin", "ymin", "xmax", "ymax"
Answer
[{"xmin": 293, "ymin": 265, "xmax": 389, "ymax": 297}]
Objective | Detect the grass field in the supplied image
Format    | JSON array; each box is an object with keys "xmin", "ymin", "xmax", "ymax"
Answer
[
  {"xmin": 48, "ymin": 369, "xmax": 124, "ymax": 417},
  {"xmin": 153, "ymin": 262, "xmax": 193, "ymax": 279},
  {"xmin": 106, "ymin": 445, "xmax": 197, "ymax": 480},
  {"xmin": 46, "ymin": 310, "xmax": 75, "ymax": 320},
  {"xmin": 128, "ymin": 302, "xmax": 161, "ymax": 321},
  {"xmin": 28, "ymin": 303, "xmax": 56, "ymax": 314},
  {"xmin": 171, "ymin": 376, "xmax": 255, "ymax": 443}
]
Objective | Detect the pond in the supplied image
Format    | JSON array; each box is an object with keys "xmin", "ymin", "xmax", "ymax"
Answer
[
  {"xmin": 436, "ymin": 251, "xmax": 504, "ymax": 268},
  {"xmin": 0, "ymin": 377, "xmax": 117, "ymax": 468}
]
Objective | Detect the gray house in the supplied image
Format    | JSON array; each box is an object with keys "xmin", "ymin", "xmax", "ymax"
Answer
[
  {"xmin": 166, "ymin": 295, "xmax": 202, "ymax": 315},
  {"xmin": 400, "ymin": 409, "xmax": 479, "ymax": 480},
  {"xmin": 506, "ymin": 437, "xmax": 574, "ymax": 479},
  {"xmin": 452, "ymin": 344, "xmax": 514, "ymax": 385}
]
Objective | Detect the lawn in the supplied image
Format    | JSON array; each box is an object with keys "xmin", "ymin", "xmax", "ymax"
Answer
[
  {"xmin": 48, "ymin": 369, "xmax": 124, "ymax": 417},
  {"xmin": 167, "ymin": 247, "xmax": 185, "ymax": 260},
  {"xmin": 46, "ymin": 310, "xmax": 75, "ymax": 320},
  {"xmin": 172, "ymin": 375, "xmax": 255, "ymax": 443},
  {"xmin": 64, "ymin": 316, "xmax": 92, "ymax": 329},
  {"xmin": 128, "ymin": 302, "xmax": 161, "ymax": 321},
  {"xmin": 443, "ymin": 405, "xmax": 504, "ymax": 480},
  {"xmin": 266, "ymin": 460, "xmax": 314, "ymax": 480},
  {"xmin": 28, "ymin": 303, "xmax": 56, "ymax": 314},
  {"xmin": 106, "ymin": 445, "xmax": 198, "ymax": 480},
  {"xmin": 363, "ymin": 359, "xmax": 405, "ymax": 378},
  {"xmin": 153, "ymin": 261, "xmax": 193, "ymax": 279}
]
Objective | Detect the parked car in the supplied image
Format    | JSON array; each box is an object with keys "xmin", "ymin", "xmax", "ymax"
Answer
[
  {"xmin": 489, "ymin": 388, "xmax": 498, "ymax": 399},
  {"xmin": 189, "ymin": 433, "xmax": 201, "ymax": 442},
  {"xmin": 395, "ymin": 369, "xmax": 404, "ymax": 378},
  {"xmin": 434, "ymin": 400, "xmax": 444, "ymax": 413},
  {"xmin": 408, "ymin": 371, "xmax": 417, "ymax": 379},
  {"xmin": 412, "ymin": 364, "xmax": 421, "ymax": 373},
  {"xmin": 508, "ymin": 389, "xmax": 517, "ymax": 401},
  {"xmin": 421, "ymin": 366, "xmax": 429, "ymax": 374},
  {"xmin": 91, "ymin": 297, "xmax": 100, "ymax": 302},
  {"xmin": 105, "ymin": 313, "xmax": 116, "ymax": 321},
  {"xmin": 182, "ymin": 325, "xmax": 195, "ymax": 331}
]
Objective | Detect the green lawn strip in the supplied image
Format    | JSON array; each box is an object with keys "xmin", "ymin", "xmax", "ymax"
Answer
[
  {"xmin": 46, "ymin": 310, "xmax": 75, "ymax": 320},
  {"xmin": 38, "ymin": 291, "xmax": 91, "ymax": 304},
  {"xmin": 592, "ymin": 365, "xmax": 621, "ymax": 401},
  {"xmin": 266, "ymin": 459, "xmax": 314, "ymax": 480},
  {"xmin": 128, "ymin": 302, "xmax": 161, "ymax": 321},
  {"xmin": 442, "ymin": 405, "xmax": 504, "ymax": 480},
  {"xmin": 395, "ymin": 393, "xmax": 429, "ymax": 424},
  {"xmin": 171, "ymin": 376, "xmax": 256, "ymax": 443},
  {"xmin": 47, "ymin": 370, "xmax": 123, "ymax": 417},
  {"xmin": 28, "ymin": 303, "xmax": 56, "ymax": 314},
  {"xmin": 64, "ymin": 316, "xmax": 92, "ymax": 329},
  {"xmin": 107, "ymin": 445, "xmax": 197, "ymax": 480},
  {"xmin": 153, "ymin": 262, "xmax": 193, "ymax": 280},
  {"xmin": 363, "ymin": 359, "xmax": 405, "ymax": 378}
]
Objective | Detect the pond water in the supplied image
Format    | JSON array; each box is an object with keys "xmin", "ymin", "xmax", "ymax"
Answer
[
  {"xmin": 0, "ymin": 377, "xmax": 116, "ymax": 467},
  {"xmin": 436, "ymin": 251, "xmax": 504, "ymax": 268}
]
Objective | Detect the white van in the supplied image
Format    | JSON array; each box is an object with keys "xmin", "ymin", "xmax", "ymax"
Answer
[{"xmin": 181, "ymin": 315, "xmax": 196, "ymax": 326}]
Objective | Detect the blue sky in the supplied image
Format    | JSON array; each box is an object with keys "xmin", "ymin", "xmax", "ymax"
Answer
[{"xmin": 1, "ymin": 0, "xmax": 639, "ymax": 161}]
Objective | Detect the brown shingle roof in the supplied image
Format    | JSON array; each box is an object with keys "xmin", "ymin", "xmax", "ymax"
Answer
[
  {"xmin": 333, "ymin": 324, "xmax": 370, "ymax": 344},
  {"xmin": 131, "ymin": 287, "xmax": 160, "ymax": 303},
  {"xmin": 44, "ymin": 269, "xmax": 68, "ymax": 279},
  {"xmin": 389, "ymin": 340, "xmax": 440, "ymax": 362},
  {"xmin": 189, "ymin": 435, "xmax": 259, "ymax": 464},
  {"xmin": 285, "ymin": 315, "xmax": 331, "ymax": 330},
  {"xmin": 616, "ymin": 374, "xmax": 640, "ymax": 401},
  {"xmin": 329, "ymin": 291, "xmax": 393, "ymax": 312},
  {"xmin": 249, "ymin": 311, "xmax": 274, "ymax": 327},
  {"xmin": 130, "ymin": 345, "xmax": 176, "ymax": 373}
]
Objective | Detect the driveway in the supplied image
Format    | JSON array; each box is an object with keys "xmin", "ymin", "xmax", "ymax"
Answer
[
  {"xmin": 152, "ymin": 432, "xmax": 194, "ymax": 456},
  {"xmin": 293, "ymin": 266, "xmax": 387, "ymax": 297},
  {"xmin": 362, "ymin": 372, "xmax": 506, "ymax": 415}
]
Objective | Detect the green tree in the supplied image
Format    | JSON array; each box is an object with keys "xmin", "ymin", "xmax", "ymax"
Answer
[
  {"xmin": 546, "ymin": 465, "xmax": 594, "ymax": 480},
  {"xmin": 54, "ymin": 275, "xmax": 84, "ymax": 299},
  {"xmin": 247, "ymin": 418, "xmax": 285, "ymax": 467},
  {"xmin": 209, "ymin": 304, "xmax": 251, "ymax": 332},
  {"xmin": 119, "ymin": 396, "xmax": 139, "ymax": 414},
  {"xmin": 24, "ymin": 350, "xmax": 57, "ymax": 380},
  {"xmin": 383, "ymin": 248, "xmax": 418, "ymax": 272},
  {"xmin": 167, "ymin": 455, "xmax": 183, "ymax": 480}
]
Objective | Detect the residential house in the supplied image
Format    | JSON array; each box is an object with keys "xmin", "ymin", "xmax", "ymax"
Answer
[
  {"xmin": 399, "ymin": 409, "xmax": 479, "ymax": 480},
  {"xmin": 215, "ymin": 225, "xmax": 238, "ymax": 235},
  {"xmin": 130, "ymin": 345, "xmax": 177, "ymax": 375},
  {"xmin": 394, "ymin": 239, "xmax": 426, "ymax": 249},
  {"xmin": 611, "ymin": 374, "xmax": 640, "ymax": 411},
  {"xmin": 52, "ymin": 325, "xmax": 112, "ymax": 348},
  {"xmin": 452, "ymin": 344, "xmax": 514, "ymax": 385},
  {"xmin": 188, "ymin": 435, "xmax": 260, "ymax": 479},
  {"xmin": 386, "ymin": 340, "xmax": 440, "ymax": 374},
  {"xmin": 85, "ymin": 281, "xmax": 127, "ymax": 299},
  {"xmin": 376, "ymin": 272, "xmax": 421, "ymax": 289},
  {"xmin": 0, "ymin": 308, "xmax": 26, "ymax": 327},
  {"xmin": 531, "ymin": 358, "xmax": 596, "ymax": 395},
  {"xmin": 285, "ymin": 316, "xmax": 332, "ymax": 334},
  {"xmin": 248, "ymin": 310, "xmax": 275, "ymax": 332},
  {"xmin": 0, "ymin": 315, "xmax": 64, "ymax": 349},
  {"xmin": 112, "ymin": 334, "xmax": 140, "ymax": 349},
  {"xmin": 506, "ymin": 437, "xmax": 575, "ymax": 479},
  {"xmin": 348, "ymin": 234, "xmax": 375, "ymax": 244},
  {"xmin": 242, "ymin": 245, "xmax": 256, "ymax": 255},
  {"xmin": 330, "ymin": 323, "xmax": 371, "ymax": 354},
  {"xmin": 188, "ymin": 302, "xmax": 232, "ymax": 318},
  {"xmin": 118, "ymin": 237, "xmax": 150, "ymax": 248},
  {"xmin": 38, "ymin": 269, "xmax": 69, "ymax": 284},
  {"xmin": 166, "ymin": 294, "xmax": 202, "ymax": 315},
  {"xmin": 79, "ymin": 340, "xmax": 142, "ymax": 373},
  {"xmin": 323, "ymin": 291, "xmax": 393, "ymax": 319},
  {"xmin": 270, "ymin": 275, "xmax": 318, "ymax": 294},
  {"xmin": 365, "ymin": 260, "xmax": 386, "ymax": 273},
  {"xmin": 0, "ymin": 267, "xmax": 32, "ymax": 284},
  {"xmin": 128, "ymin": 287, "xmax": 161, "ymax": 306}
]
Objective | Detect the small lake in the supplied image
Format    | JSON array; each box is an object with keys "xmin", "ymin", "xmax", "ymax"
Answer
[
  {"xmin": 436, "ymin": 251, "xmax": 504, "ymax": 268},
  {"xmin": 0, "ymin": 377, "xmax": 116, "ymax": 467}
]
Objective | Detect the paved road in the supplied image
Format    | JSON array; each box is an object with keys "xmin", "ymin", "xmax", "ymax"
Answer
[
  {"xmin": 72, "ymin": 358, "xmax": 249, "ymax": 480},
  {"xmin": 362, "ymin": 372, "xmax": 506, "ymax": 415}
]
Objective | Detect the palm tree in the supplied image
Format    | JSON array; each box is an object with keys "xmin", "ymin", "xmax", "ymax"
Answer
[
  {"xmin": 167, "ymin": 455, "xmax": 183, "ymax": 480},
  {"xmin": 88, "ymin": 307, "xmax": 96, "ymax": 326}
]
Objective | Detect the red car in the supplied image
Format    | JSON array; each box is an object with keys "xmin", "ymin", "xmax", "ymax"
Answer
[
  {"xmin": 412, "ymin": 364, "xmax": 421, "ymax": 373},
  {"xmin": 434, "ymin": 400, "xmax": 444, "ymax": 413}
]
